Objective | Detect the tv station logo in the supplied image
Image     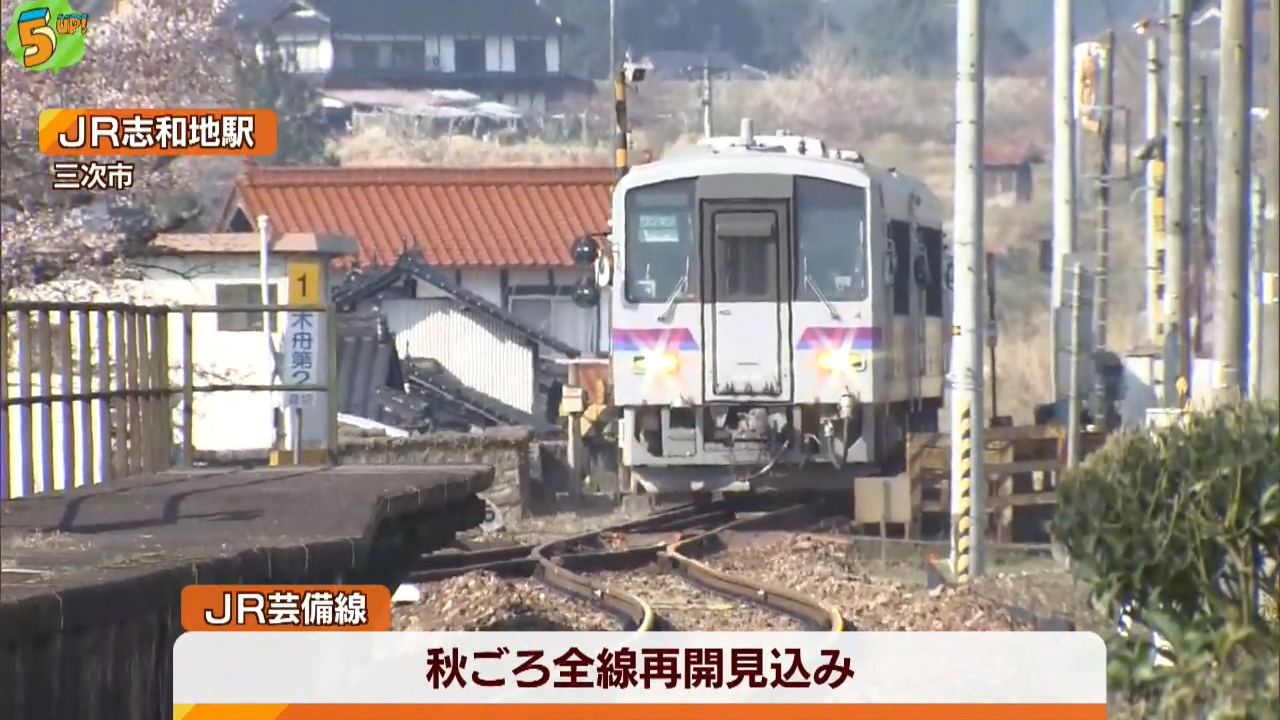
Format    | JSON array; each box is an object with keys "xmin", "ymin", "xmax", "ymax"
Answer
[{"xmin": 5, "ymin": 0, "xmax": 88, "ymax": 72}]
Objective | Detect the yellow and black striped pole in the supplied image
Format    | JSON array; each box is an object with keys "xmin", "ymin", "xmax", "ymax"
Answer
[
  {"xmin": 953, "ymin": 402, "xmax": 975, "ymax": 583},
  {"xmin": 613, "ymin": 68, "xmax": 629, "ymax": 183},
  {"xmin": 951, "ymin": 0, "xmax": 986, "ymax": 582}
]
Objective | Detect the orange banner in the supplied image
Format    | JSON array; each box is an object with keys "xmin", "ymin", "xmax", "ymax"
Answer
[
  {"xmin": 180, "ymin": 585, "xmax": 391, "ymax": 632},
  {"xmin": 175, "ymin": 703, "xmax": 1107, "ymax": 720},
  {"xmin": 38, "ymin": 109, "xmax": 278, "ymax": 157}
]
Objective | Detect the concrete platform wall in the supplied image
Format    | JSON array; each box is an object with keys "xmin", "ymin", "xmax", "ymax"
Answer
[{"xmin": 0, "ymin": 456, "xmax": 500, "ymax": 720}]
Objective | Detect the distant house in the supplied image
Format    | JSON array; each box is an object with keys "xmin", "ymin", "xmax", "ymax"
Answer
[
  {"xmin": 217, "ymin": 166, "xmax": 613, "ymax": 412},
  {"xmin": 982, "ymin": 142, "xmax": 1045, "ymax": 204},
  {"xmin": 107, "ymin": 0, "xmax": 594, "ymax": 112},
  {"xmin": 261, "ymin": 0, "xmax": 591, "ymax": 112}
]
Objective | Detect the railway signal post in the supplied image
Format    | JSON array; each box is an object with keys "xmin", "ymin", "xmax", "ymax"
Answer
[
  {"xmin": 1137, "ymin": 19, "xmax": 1167, "ymax": 344},
  {"xmin": 950, "ymin": 0, "xmax": 987, "ymax": 582}
]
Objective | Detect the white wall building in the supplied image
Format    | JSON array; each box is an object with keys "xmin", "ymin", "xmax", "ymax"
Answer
[{"xmin": 2, "ymin": 232, "xmax": 353, "ymax": 498}]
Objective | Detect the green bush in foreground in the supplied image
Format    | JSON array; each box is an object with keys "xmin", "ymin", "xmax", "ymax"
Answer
[{"xmin": 1053, "ymin": 401, "xmax": 1279, "ymax": 718}]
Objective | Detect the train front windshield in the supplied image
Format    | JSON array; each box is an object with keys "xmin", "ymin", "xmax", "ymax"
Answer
[
  {"xmin": 794, "ymin": 177, "xmax": 869, "ymax": 303},
  {"xmin": 622, "ymin": 179, "xmax": 696, "ymax": 304},
  {"xmin": 621, "ymin": 175, "xmax": 868, "ymax": 305}
]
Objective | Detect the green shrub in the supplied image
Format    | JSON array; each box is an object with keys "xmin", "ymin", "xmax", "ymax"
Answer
[{"xmin": 1053, "ymin": 401, "xmax": 1279, "ymax": 716}]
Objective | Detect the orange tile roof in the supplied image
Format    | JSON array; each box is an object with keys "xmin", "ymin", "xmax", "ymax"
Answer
[{"xmin": 224, "ymin": 166, "xmax": 614, "ymax": 268}]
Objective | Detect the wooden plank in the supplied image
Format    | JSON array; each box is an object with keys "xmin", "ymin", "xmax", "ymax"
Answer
[{"xmin": 919, "ymin": 490, "xmax": 1059, "ymax": 514}]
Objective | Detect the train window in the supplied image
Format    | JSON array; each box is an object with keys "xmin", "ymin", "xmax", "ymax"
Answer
[
  {"xmin": 795, "ymin": 177, "xmax": 869, "ymax": 302},
  {"xmin": 712, "ymin": 211, "xmax": 779, "ymax": 302},
  {"xmin": 920, "ymin": 227, "xmax": 944, "ymax": 317},
  {"xmin": 624, "ymin": 180, "xmax": 697, "ymax": 304},
  {"xmin": 888, "ymin": 220, "xmax": 912, "ymax": 315}
]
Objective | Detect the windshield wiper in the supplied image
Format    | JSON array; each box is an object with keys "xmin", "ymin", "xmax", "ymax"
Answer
[
  {"xmin": 803, "ymin": 259, "xmax": 841, "ymax": 320},
  {"xmin": 656, "ymin": 258, "xmax": 690, "ymax": 323}
]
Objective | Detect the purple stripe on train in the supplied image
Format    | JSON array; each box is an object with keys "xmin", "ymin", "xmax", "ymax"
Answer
[
  {"xmin": 795, "ymin": 326, "xmax": 882, "ymax": 351},
  {"xmin": 611, "ymin": 328, "xmax": 699, "ymax": 352}
]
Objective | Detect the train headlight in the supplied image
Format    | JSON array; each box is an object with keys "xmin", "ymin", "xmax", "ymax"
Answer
[
  {"xmin": 634, "ymin": 352, "xmax": 678, "ymax": 375},
  {"xmin": 817, "ymin": 350, "xmax": 866, "ymax": 373}
]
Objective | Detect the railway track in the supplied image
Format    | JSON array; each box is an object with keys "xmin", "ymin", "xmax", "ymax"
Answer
[{"xmin": 401, "ymin": 497, "xmax": 845, "ymax": 632}]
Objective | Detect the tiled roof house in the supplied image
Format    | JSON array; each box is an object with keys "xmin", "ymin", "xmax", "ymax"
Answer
[{"xmin": 218, "ymin": 165, "xmax": 614, "ymax": 357}]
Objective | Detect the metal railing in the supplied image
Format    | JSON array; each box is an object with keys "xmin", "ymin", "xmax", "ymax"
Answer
[{"xmin": 2, "ymin": 301, "xmax": 338, "ymax": 500}]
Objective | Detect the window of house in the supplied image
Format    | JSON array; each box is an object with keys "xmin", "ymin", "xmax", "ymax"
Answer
[
  {"xmin": 508, "ymin": 294, "xmax": 592, "ymax": 353},
  {"xmin": 391, "ymin": 40, "xmax": 425, "ymax": 71},
  {"xmin": 275, "ymin": 41, "xmax": 321, "ymax": 72},
  {"xmin": 454, "ymin": 37, "xmax": 486, "ymax": 73},
  {"xmin": 215, "ymin": 284, "xmax": 279, "ymax": 332},
  {"xmin": 350, "ymin": 41, "xmax": 377, "ymax": 70},
  {"xmin": 275, "ymin": 41, "xmax": 298, "ymax": 69},
  {"xmin": 293, "ymin": 42, "xmax": 321, "ymax": 71},
  {"xmin": 513, "ymin": 38, "xmax": 546, "ymax": 73},
  {"xmin": 333, "ymin": 40, "xmax": 352, "ymax": 69}
]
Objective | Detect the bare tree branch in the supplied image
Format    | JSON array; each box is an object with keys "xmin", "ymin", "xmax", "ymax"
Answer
[{"xmin": 1, "ymin": 0, "xmax": 240, "ymax": 295}]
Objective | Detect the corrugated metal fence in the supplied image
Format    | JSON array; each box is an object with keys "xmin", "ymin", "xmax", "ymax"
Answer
[{"xmin": 382, "ymin": 298, "xmax": 538, "ymax": 415}]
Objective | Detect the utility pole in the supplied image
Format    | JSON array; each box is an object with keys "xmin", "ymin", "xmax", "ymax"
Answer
[
  {"xmin": 609, "ymin": 0, "xmax": 619, "ymax": 147},
  {"xmin": 686, "ymin": 60, "xmax": 716, "ymax": 138},
  {"xmin": 1139, "ymin": 20, "xmax": 1167, "ymax": 345},
  {"xmin": 1193, "ymin": 74, "xmax": 1209, "ymax": 358},
  {"xmin": 1266, "ymin": 0, "xmax": 1280, "ymax": 401},
  {"xmin": 1066, "ymin": 262, "xmax": 1086, "ymax": 468},
  {"xmin": 1213, "ymin": 0, "xmax": 1254, "ymax": 401},
  {"xmin": 950, "ymin": 0, "xmax": 986, "ymax": 583},
  {"xmin": 1092, "ymin": 29, "xmax": 1116, "ymax": 418},
  {"xmin": 1165, "ymin": 0, "xmax": 1193, "ymax": 405},
  {"xmin": 1051, "ymin": 0, "xmax": 1078, "ymax": 414},
  {"xmin": 1249, "ymin": 175, "xmax": 1266, "ymax": 396},
  {"xmin": 701, "ymin": 61, "xmax": 714, "ymax": 138},
  {"xmin": 608, "ymin": 0, "xmax": 618, "ymax": 84}
]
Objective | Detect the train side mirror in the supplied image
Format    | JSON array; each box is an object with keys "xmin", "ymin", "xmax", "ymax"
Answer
[
  {"xmin": 572, "ymin": 276, "xmax": 601, "ymax": 308},
  {"xmin": 570, "ymin": 236, "xmax": 599, "ymax": 265}
]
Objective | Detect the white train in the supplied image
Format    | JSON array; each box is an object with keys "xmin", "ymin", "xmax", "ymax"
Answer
[{"xmin": 577, "ymin": 120, "xmax": 953, "ymax": 494}]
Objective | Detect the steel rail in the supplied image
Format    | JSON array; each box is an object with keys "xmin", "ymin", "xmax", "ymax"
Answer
[
  {"xmin": 664, "ymin": 503, "xmax": 847, "ymax": 631},
  {"xmin": 404, "ymin": 496, "xmax": 847, "ymax": 632},
  {"xmin": 404, "ymin": 502, "xmax": 737, "ymax": 630},
  {"xmin": 534, "ymin": 505, "xmax": 738, "ymax": 631},
  {"xmin": 404, "ymin": 501, "xmax": 727, "ymax": 582}
]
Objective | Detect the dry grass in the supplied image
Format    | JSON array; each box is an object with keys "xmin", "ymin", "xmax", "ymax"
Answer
[
  {"xmin": 1, "ymin": 530, "xmax": 88, "ymax": 568},
  {"xmin": 2, "ymin": 529, "xmax": 82, "ymax": 550},
  {"xmin": 334, "ymin": 40, "xmax": 1157, "ymax": 423},
  {"xmin": 335, "ymin": 38, "xmax": 1052, "ymax": 169},
  {"xmin": 334, "ymin": 130, "xmax": 615, "ymax": 167}
]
